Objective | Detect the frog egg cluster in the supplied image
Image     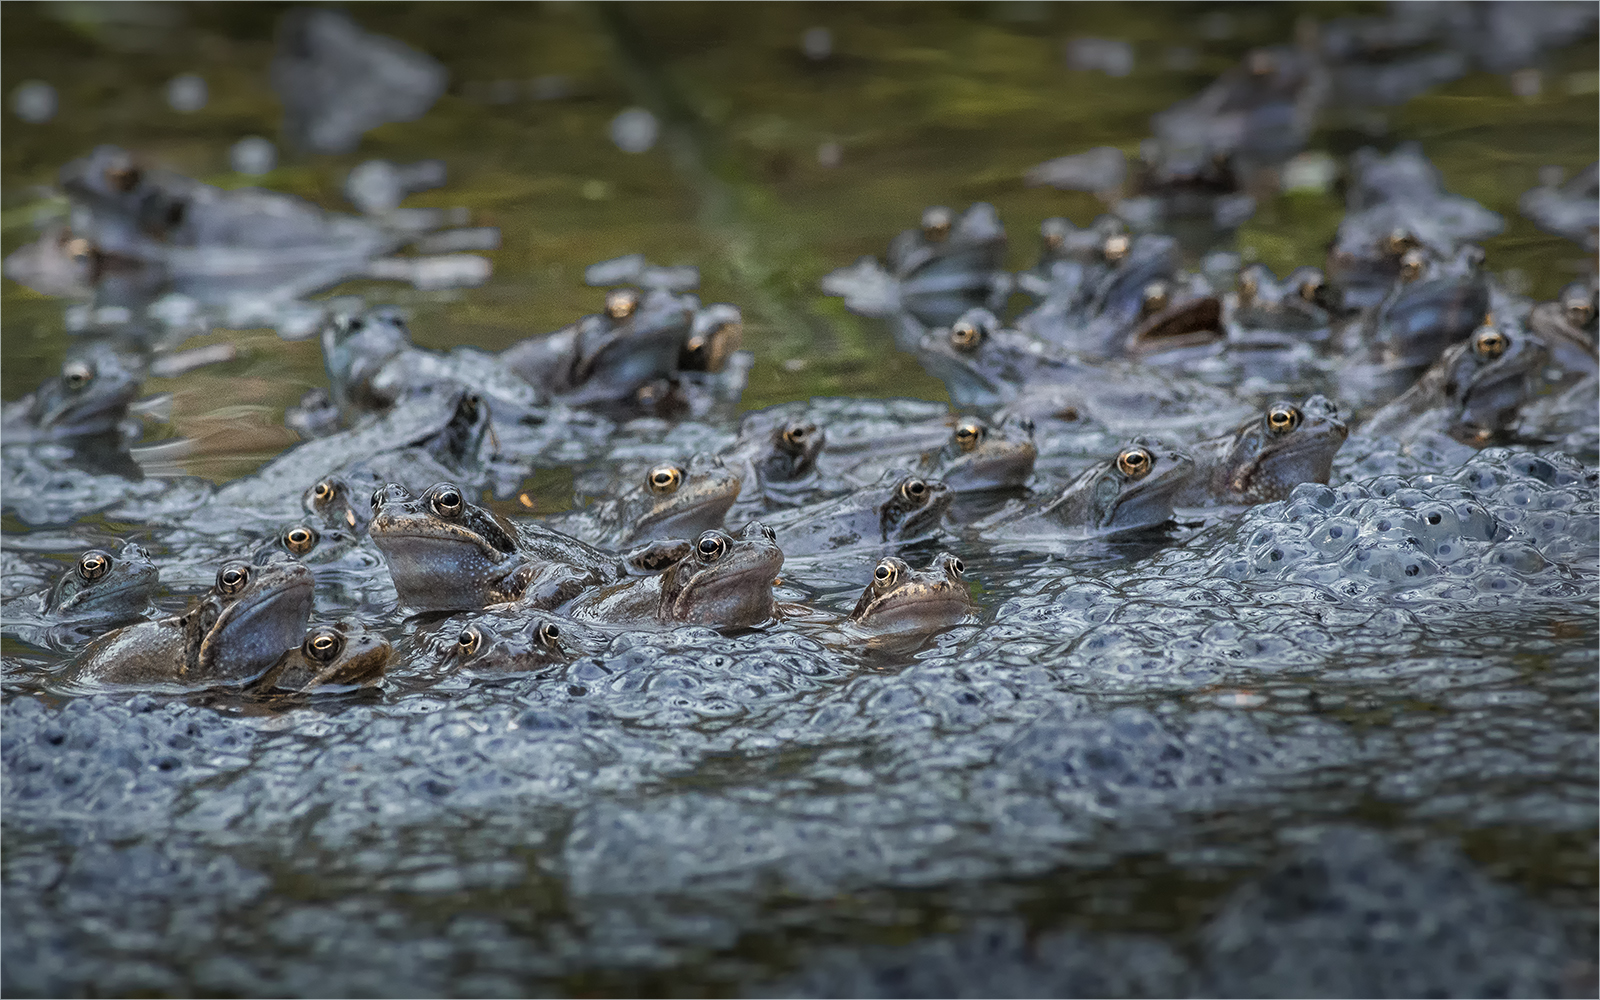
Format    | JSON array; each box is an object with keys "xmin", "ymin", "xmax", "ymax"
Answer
[{"xmin": 1208, "ymin": 449, "xmax": 1599, "ymax": 604}]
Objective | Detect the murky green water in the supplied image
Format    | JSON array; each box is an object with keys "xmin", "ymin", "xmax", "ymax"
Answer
[{"xmin": 3, "ymin": 2, "xmax": 1595, "ymax": 483}]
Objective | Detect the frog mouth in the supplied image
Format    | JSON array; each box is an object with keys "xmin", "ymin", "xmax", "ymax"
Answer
[{"xmin": 370, "ymin": 514, "xmax": 513, "ymax": 560}]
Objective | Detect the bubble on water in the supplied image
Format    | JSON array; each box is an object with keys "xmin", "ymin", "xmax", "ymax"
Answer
[
  {"xmin": 165, "ymin": 73, "xmax": 207, "ymax": 113},
  {"xmin": 11, "ymin": 80, "xmax": 57, "ymax": 124},
  {"xmin": 229, "ymin": 136, "xmax": 277, "ymax": 176},
  {"xmin": 609, "ymin": 107, "xmax": 659, "ymax": 154},
  {"xmin": 801, "ymin": 26, "xmax": 833, "ymax": 61}
]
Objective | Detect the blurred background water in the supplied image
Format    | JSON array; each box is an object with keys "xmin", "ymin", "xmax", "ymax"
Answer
[{"xmin": 3, "ymin": 1, "xmax": 1595, "ymax": 484}]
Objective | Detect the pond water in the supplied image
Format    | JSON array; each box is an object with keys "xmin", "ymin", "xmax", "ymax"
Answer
[{"xmin": 2, "ymin": 3, "xmax": 1597, "ymax": 997}]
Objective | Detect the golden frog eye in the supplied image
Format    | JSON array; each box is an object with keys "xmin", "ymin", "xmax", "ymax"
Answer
[
  {"xmin": 283, "ymin": 525, "xmax": 319, "ymax": 555},
  {"xmin": 949, "ymin": 320, "xmax": 986, "ymax": 352},
  {"xmin": 605, "ymin": 288, "xmax": 639, "ymax": 320},
  {"xmin": 1115, "ymin": 447, "xmax": 1153, "ymax": 480},
  {"xmin": 953, "ymin": 420, "xmax": 985, "ymax": 452},
  {"xmin": 647, "ymin": 464, "xmax": 684, "ymax": 494},
  {"xmin": 900, "ymin": 477, "xmax": 929, "ymax": 502},
  {"xmin": 456, "ymin": 626, "xmax": 483, "ymax": 657},
  {"xmin": 313, "ymin": 479, "xmax": 336, "ymax": 503},
  {"xmin": 429, "ymin": 486, "xmax": 464, "ymax": 518},
  {"xmin": 1266, "ymin": 405, "xmax": 1302, "ymax": 434},
  {"xmin": 78, "ymin": 550, "xmax": 112, "ymax": 582},
  {"xmin": 1102, "ymin": 233, "xmax": 1130, "ymax": 263},
  {"xmin": 1299, "ymin": 274, "xmax": 1324, "ymax": 302},
  {"xmin": 1141, "ymin": 281, "xmax": 1170, "ymax": 315},
  {"xmin": 216, "ymin": 563, "xmax": 251, "ymax": 595},
  {"xmin": 536, "ymin": 622, "xmax": 562, "ymax": 648},
  {"xmin": 781, "ymin": 421, "xmax": 813, "ymax": 449},
  {"xmin": 947, "ymin": 556, "xmax": 965, "ymax": 578},
  {"xmin": 873, "ymin": 559, "xmax": 899, "ymax": 586},
  {"xmin": 1398, "ymin": 249, "xmax": 1426, "ymax": 282},
  {"xmin": 1237, "ymin": 271, "xmax": 1259, "ymax": 304},
  {"xmin": 62, "ymin": 361, "xmax": 93, "ymax": 389},
  {"xmin": 64, "ymin": 237, "xmax": 94, "ymax": 259},
  {"xmin": 1383, "ymin": 228, "xmax": 1416, "ymax": 257},
  {"xmin": 304, "ymin": 629, "xmax": 343, "ymax": 663},
  {"xmin": 921, "ymin": 206, "xmax": 953, "ymax": 241},
  {"xmin": 1473, "ymin": 327, "xmax": 1509, "ymax": 360},
  {"xmin": 696, "ymin": 532, "xmax": 729, "ymax": 561},
  {"xmin": 1565, "ymin": 297, "xmax": 1595, "ymax": 327}
]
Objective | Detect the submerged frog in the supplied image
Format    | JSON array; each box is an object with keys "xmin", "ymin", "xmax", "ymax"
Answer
[
  {"xmin": 1016, "ymin": 216, "xmax": 1130, "ymax": 303},
  {"xmin": 303, "ymin": 475, "xmax": 372, "ymax": 533},
  {"xmin": 254, "ymin": 619, "xmax": 391, "ymax": 693},
  {"xmin": 848, "ymin": 553, "xmax": 978, "ymax": 634},
  {"xmin": 432, "ymin": 615, "xmax": 569, "ymax": 675},
  {"xmin": 723, "ymin": 413, "xmax": 827, "ymax": 497},
  {"xmin": 66, "ymin": 561, "xmax": 314, "ymax": 687},
  {"xmin": 1362, "ymin": 322, "xmax": 1554, "ymax": 445},
  {"xmin": 1, "ymin": 342, "xmax": 142, "ymax": 444},
  {"xmin": 1172, "ymin": 396, "xmax": 1348, "ymax": 506},
  {"xmin": 917, "ymin": 417, "xmax": 1037, "ymax": 493},
  {"xmin": 369, "ymin": 482, "xmax": 624, "ymax": 611},
  {"xmin": 986, "ymin": 438, "xmax": 1195, "ymax": 537},
  {"xmin": 1225, "ymin": 264, "xmax": 1333, "ymax": 348},
  {"xmin": 766, "ymin": 472, "xmax": 953, "ymax": 557},
  {"xmin": 564, "ymin": 522, "xmax": 783, "ymax": 630},
  {"xmin": 252, "ymin": 522, "xmax": 366, "ymax": 567},
  {"xmin": 45, "ymin": 543, "xmax": 159, "ymax": 623},
  {"xmin": 559, "ymin": 454, "xmax": 742, "ymax": 547}
]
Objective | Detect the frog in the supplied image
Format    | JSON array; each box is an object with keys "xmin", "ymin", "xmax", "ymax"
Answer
[
  {"xmin": 303, "ymin": 475, "xmax": 372, "ymax": 533},
  {"xmin": 252, "ymin": 521, "xmax": 367, "ymax": 567},
  {"xmin": 1015, "ymin": 215, "xmax": 1131, "ymax": 303},
  {"xmin": 1019, "ymin": 233, "xmax": 1185, "ymax": 356},
  {"xmin": 1362, "ymin": 321, "xmax": 1554, "ymax": 446},
  {"xmin": 1527, "ymin": 278, "xmax": 1599, "ymax": 378},
  {"xmin": 557, "ymin": 454, "xmax": 743, "ymax": 547},
  {"xmin": 917, "ymin": 417, "xmax": 1037, "ymax": 493},
  {"xmin": 65, "ymin": 561, "xmax": 314, "ymax": 687},
  {"xmin": 764, "ymin": 472, "xmax": 953, "ymax": 558},
  {"xmin": 1171, "ymin": 396, "xmax": 1349, "ymax": 507},
  {"xmin": 499, "ymin": 286, "xmax": 699, "ymax": 411},
  {"xmin": 1, "ymin": 341, "xmax": 142, "ymax": 445},
  {"xmin": 1224, "ymin": 264, "xmax": 1334, "ymax": 348},
  {"xmin": 679, "ymin": 302, "xmax": 744, "ymax": 374},
  {"xmin": 430, "ymin": 615, "xmax": 570, "ymax": 675},
  {"xmin": 985, "ymin": 438, "xmax": 1195, "ymax": 537},
  {"xmin": 253, "ymin": 619, "xmax": 391, "ymax": 693},
  {"xmin": 1325, "ymin": 144, "xmax": 1504, "ymax": 312},
  {"xmin": 562, "ymin": 521, "xmax": 783, "ymax": 630},
  {"xmin": 722, "ymin": 412, "xmax": 827, "ymax": 498},
  {"xmin": 44, "ymin": 543, "xmax": 159, "ymax": 623},
  {"xmin": 1336, "ymin": 245, "xmax": 1492, "ymax": 407},
  {"xmin": 847, "ymin": 553, "xmax": 978, "ymax": 634},
  {"xmin": 369, "ymin": 481, "xmax": 626, "ymax": 611}
]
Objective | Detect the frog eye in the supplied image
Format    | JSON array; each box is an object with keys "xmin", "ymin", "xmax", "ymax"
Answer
[
  {"xmin": 1266, "ymin": 405, "xmax": 1302, "ymax": 434},
  {"xmin": 429, "ymin": 486, "xmax": 464, "ymax": 518},
  {"xmin": 105, "ymin": 164, "xmax": 142, "ymax": 192},
  {"xmin": 759, "ymin": 523, "xmax": 777, "ymax": 542},
  {"xmin": 781, "ymin": 421, "xmax": 813, "ymax": 449},
  {"xmin": 647, "ymin": 464, "xmax": 684, "ymax": 494},
  {"xmin": 61, "ymin": 361, "xmax": 93, "ymax": 389},
  {"xmin": 216, "ymin": 563, "xmax": 251, "ymax": 595},
  {"xmin": 1115, "ymin": 447, "xmax": 1153, "ymax": 480},
  {"xmin": 371, "ymin": 488, "xmax": 385, "ymax": 512},
  {"xmin": 1041, "ymin": 220, "xmax": 1067, "ymax": 250},
  {"xmin": 1102, "ymin": 233, "xmax": 1130, "ymax": 263},
  {"xmin": 1237, "ymin": 271, "xmax": 1259, "ymax": 303},
  {"xmin": 1565, "ymin": 297, "xmax": 1594, "ymax": 327},
  {"xmin": 456, "ymin": 626, "xmax": 483, "ymax": 657},
  {"xmin": 696, "ymin": 532, "xmax": 729, "ymax": 561},
  {"xmin": 77, "ymin": 550, "xmax": 112, "ymax": 582},
  {"xmin": 873, "ymin": 559, "xmax": 899, "ymax": 586},
  {"xmin": 313, "ymin": 479, "xmax": 336, "ymax": 503},
  {"xmin": 303, "ymin": 628, "xmax": 343, "ymax": 663},
  {"xmin": 605, "ymin": 288, "xmax": 639, "ymax": 320},
  {"xmin": 1398, "ymin": 249, "xmax": 1426, "ymax": 282},
  {"xmin": 900, "ymin": 477, "xmax": 929, "ymax": 502},
  {"xmin": 536, "ymin": 622, "xmax": 562, "ymax": 649},
  {"xmin": 921, "ymin": 206, "xmax": 953, "ymax": 241},
  {"xmin": 64, "ymin": 237, "xmax": 94, "ymax": 260},
  {"xmin": 1383, "ymin": 228, "xmax": 1416, "ymax": 256},
  {"xmin": 1473, "ymin": 328, "xmax": 1509, "ymax": 360},
  {"xmin": 953, "ymin": 420, "xmax": 985, "ymax": 451},
  {"xmin": 1141, "ymin": 281, "xmax": 1170, "ymax": 315},
  {"xmin": 1298, "ymin": 274, "xmax": 1324, "ymax": 302},
  {"xmin": 283, "ymin": 525, "xmax": 319, "ymax": 555},
  {"xmin": 947, "ymin": 557, "xmax": 965, "ymax": 578},
  {"xmin": 949, "ymin": 319, "xmax": 986, "ymax": 352}
]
